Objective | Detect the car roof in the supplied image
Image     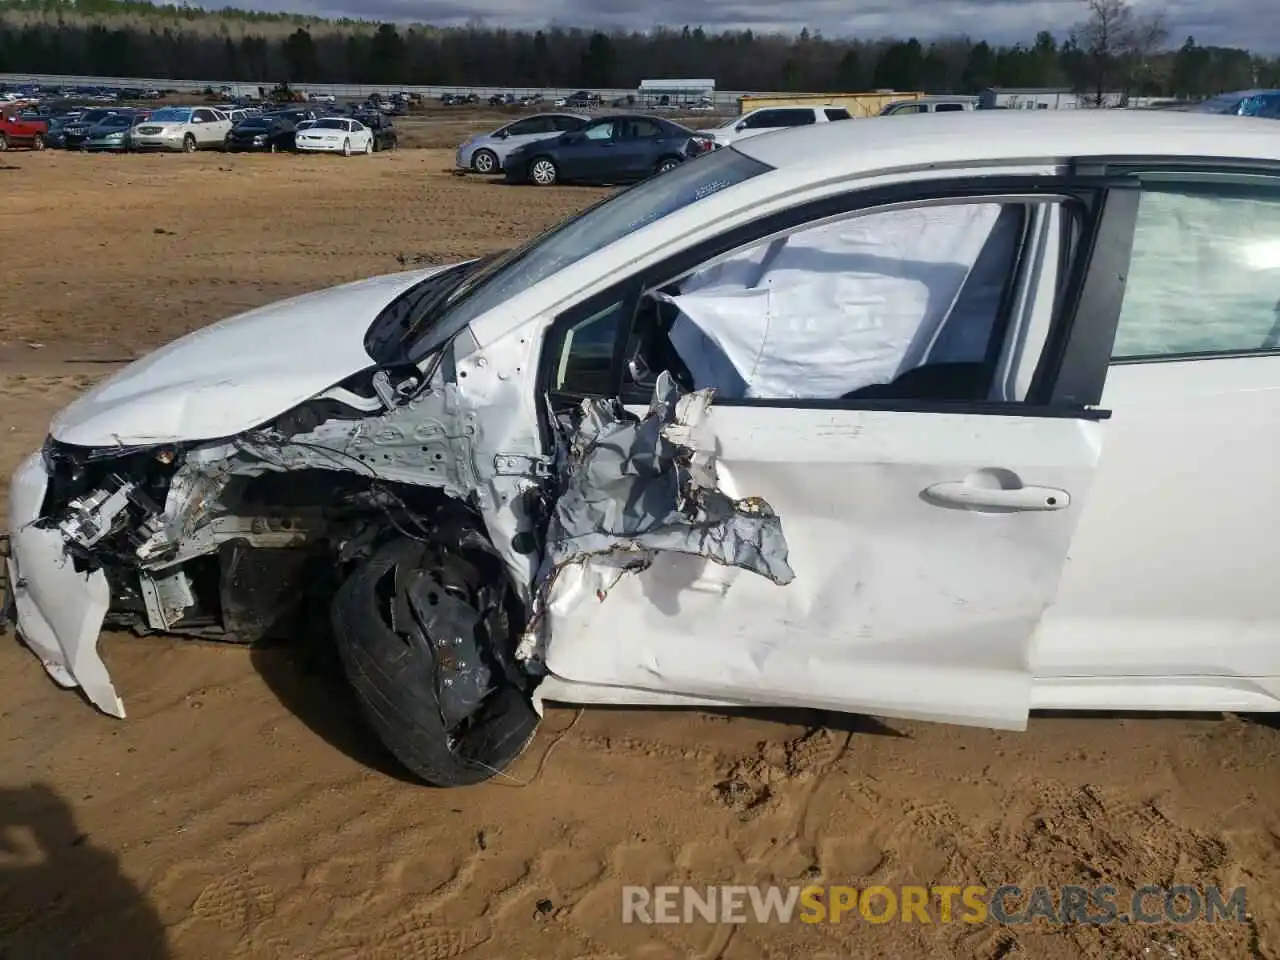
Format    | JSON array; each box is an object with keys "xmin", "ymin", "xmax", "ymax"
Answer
[
  {"xmin": 590, "ymin": 113, "xmax": 669, "ymax": 123},
  {"xmin": 734, "ymin": 111, "xmax": 1280, "ymax": 176}
]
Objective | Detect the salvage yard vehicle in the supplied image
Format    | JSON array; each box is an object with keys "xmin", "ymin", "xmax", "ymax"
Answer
[
  {"xmin": 294, "ymin": 117, "xmax": 374, "ymax": 155},
  {"xmin": 224, "ymin": 114, "xmax": 298, "ymax": 153},
  {"xmin": 503, "ymin": 115, "xmax": 713, "ymax": 185},
  {"xmin": 56, "ymin": 107, "xmax": 119, "ymax": 150},
  {"xmin": 455, "ymin": 112, "xmax": 589, "ymax": 174},
  {"xmin": 0, "ymin": 110, "xmax": 49, "ymax": 150},
  {"xmin": 131, "ymin": 106, "xmax": 233, "ymax": 153},
  {"xmin": 1190, "ymin": 89, "xmax": 1280, "ymax": 118},
  {"xmin": 880, "ymin": 95, "xmax": 980, "ymax": 115},
  {"xmin": 9, "ymin": 111, "xmax": 1280, "ymax": 788},
  {"xmin": 82, "ymin": 110, "xmax": 150, "ymax": 152},
  {"xmin": 699, "ymin": 104, "xmax": 852, "ymax": 147}
]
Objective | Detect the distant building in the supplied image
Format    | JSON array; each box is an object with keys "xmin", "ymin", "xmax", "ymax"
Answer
[
  {"xmin": 979, "ymin": 87, "xmax": 1127, "ymax": 110},
  {"xmin": 638, "ymin": 78, "xmax": 715, "ymax": 108}
]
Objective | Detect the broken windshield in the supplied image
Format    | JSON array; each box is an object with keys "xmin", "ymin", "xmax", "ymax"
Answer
[{"xmin": 402, "ymin": 147, "xmax": 773, "ymax": 362}]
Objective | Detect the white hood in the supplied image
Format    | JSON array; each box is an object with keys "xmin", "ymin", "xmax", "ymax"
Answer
[{"xmin": 51, "ymin": 266, "xmax": 451, "ymax": 448}]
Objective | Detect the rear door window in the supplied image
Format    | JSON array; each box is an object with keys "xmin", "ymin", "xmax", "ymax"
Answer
[
  {"xmin": 748, "ymin": 109, "xmax": 816, "ymax": 128},
  {"xmin": 1112, "ymin": 177, "xmax": 1280, "ymax": 360},
  {"xmin": 824, "ymin": 108, "xmax": 852, "ymax": 121}
]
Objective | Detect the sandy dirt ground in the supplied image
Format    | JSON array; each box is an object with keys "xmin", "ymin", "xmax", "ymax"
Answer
[{"xmin": 1, "ymin": 147, "xmax": 1279, "ymax": 960}]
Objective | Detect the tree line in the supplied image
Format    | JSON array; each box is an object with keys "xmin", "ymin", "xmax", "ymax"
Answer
[{"xmin": 0, "ymin": 0, "xmax": 1276, "ymax": 98}]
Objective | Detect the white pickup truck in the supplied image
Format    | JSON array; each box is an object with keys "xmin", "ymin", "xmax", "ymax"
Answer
[{"xmin": 699, "ymin": 105, "xmax": 852, "ymax": 146}]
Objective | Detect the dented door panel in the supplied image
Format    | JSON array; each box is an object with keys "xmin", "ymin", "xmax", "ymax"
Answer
[{"xmin": 540, "ymin": 405, "xmax": 1106, "ymax": 730}]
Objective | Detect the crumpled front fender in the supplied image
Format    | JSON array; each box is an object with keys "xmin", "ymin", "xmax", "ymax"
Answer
[{"xmin": 6, "ymin": 453, "xmax": 120, "ymax": 717}]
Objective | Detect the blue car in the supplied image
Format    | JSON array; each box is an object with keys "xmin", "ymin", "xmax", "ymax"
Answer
[
  {"xmin": 502, "ymin": 114, "xmax": 713, "ymax": 186},
  {"xmin": 1190, "ymin": 89, "xmax": 1280, "ymax": 118}
]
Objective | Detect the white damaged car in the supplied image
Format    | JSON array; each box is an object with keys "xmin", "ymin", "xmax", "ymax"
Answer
[{"xmin": 6, "ymin": 111, "xmax": 1280, "ymax": 787}]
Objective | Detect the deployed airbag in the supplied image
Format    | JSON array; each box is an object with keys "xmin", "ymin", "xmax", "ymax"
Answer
[
  {"xmin": 1112, "ymin": 188, "xmax": 1280, "ymax": 358},
  {"xmin": 667, "ymin": 203, "xmax": 1006, "ymax": 399}
]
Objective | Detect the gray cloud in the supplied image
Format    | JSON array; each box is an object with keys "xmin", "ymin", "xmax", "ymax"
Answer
[{"xmin": 210, "ymin": 0, "xmax": 1280, "ymax": 53}]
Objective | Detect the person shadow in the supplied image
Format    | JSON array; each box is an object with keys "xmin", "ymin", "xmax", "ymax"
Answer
[{"xmin": 0, "ymin": 784, "xmax": 171, "ymax": 960}]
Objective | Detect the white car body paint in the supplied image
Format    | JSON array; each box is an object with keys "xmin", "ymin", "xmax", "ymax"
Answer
[
  {"xmin": 8, "ymin": 111, "xmax": 1280, "ymax": 729},
  {"xmin": 699, "ymin": 105, "xmax": 848, "ymax": 147},
  {"xmin": 51, "ymin": 267, "xmax": 449, "ymax": 447},
  {"xmin": 130, "ymin": 106, "xmax": 232, "ymax": 151},
  {"xmin": 295, "ymin": 119, "xmax": 374, "ymax": 154},
  {"xmin": 6, "ymin": 454, "xmax": 117, "ymax": 714}
]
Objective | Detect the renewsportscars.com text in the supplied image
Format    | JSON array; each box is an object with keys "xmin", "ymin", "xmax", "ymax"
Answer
[{"xmin": 621, "ymin": 884, "xmax": 1248, "ymax": 926}]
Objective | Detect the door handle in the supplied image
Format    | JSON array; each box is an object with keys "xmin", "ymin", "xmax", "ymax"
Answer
[{"xmin": 923, "ymin": 481, "xmax": 1070, "ymax": 511}]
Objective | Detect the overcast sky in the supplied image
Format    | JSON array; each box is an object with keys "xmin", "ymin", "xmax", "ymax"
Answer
[{"xmin": 210, "ymin": 0, "xmax": 1279, "ymax": 53}]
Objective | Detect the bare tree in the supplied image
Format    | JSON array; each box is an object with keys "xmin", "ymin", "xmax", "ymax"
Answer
[{"xmin": 1072, "ymin": 0, "xmax": 1169, "ymax": 104}]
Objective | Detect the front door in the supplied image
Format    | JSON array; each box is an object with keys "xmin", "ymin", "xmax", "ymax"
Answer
[
  {"xmin": 610, "ymin": 118, "xmax": 664, "ymax": 180},
  {"xmin": 558, "ymin": 119, "xmax": 627, "ymax": 181},
  {"xmin": 536, "ymin": 181, "xmax": 1137, "ymax": 730}
]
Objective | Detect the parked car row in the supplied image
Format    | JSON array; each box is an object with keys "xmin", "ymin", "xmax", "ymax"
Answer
[
  {"xmin": 455, "ymin": 111, "xmax": 716, "ymax": 185},
  {"xmin": 0, "ymin": 102, "xmax": 397, "ymax": 155}
]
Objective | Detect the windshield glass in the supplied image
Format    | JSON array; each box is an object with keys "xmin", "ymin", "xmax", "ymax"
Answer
[
  {"xmin": 150, "ymin": 107, "xmax": 193, "ymax": 123},
  {"xmin": 97, "ymin": 115, "xmax": 133, "ymax": 128},
  {"xmin": 314, "ymin": 118, "xmax": 346, "ymax": 129},
  {"xmin": 1190, "ymin": 93, "xmax": 1248, "ymax": 115},
  {"xmin": 79, "ymin": 110, "xmax": 109, "ymax": 124},
  {"xmin": 402, "ymin": 146, "xmax": 772, "ymax": 362}
]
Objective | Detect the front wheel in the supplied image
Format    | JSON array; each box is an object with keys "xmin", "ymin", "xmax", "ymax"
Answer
[
  {"xmin": 30, "ymin": 133, "xmax": 44, "ymax": 151},
  {"xmin": 182, "ymin": 134, "xmax": 196, "ymax": 153},
  {"xmin": 341, "ymin": 137, "xmax": 351, "ymax": 157},
  {"xmin": 0, "ymin": 133, "xmax": 8, "ymax": 152},
  {"xmin": 529, "ymin": 156, "xmax": 558, "ymax": 186},
  {"xmin": 471, "ymin": 148, "xmax": 497, "ymax": 174},
  {"xmin": 363, "ymin": 138, "xmax": 372, "ymax": 155},
  {"xmin": 329, "ymin": 536, "xmax": 540, "ymax": 787}
]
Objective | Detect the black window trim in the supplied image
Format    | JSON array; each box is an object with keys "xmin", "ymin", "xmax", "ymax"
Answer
[{"xmin": 536, "ymin": 174, "xmax": 1138, "ymax": 443}]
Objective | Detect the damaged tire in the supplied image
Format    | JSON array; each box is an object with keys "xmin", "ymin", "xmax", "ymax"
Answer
[{"xmin": 330, "ymin": 535, "xmax": 539, "ymax": 787}]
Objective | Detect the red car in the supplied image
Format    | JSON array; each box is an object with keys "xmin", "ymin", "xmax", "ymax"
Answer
[{"xmin": 0, "ymin": 112, "xmax": 50, "ymax": 151}]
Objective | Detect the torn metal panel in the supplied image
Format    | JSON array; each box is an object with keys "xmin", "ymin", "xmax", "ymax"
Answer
[
  {"xmin": 520, "ymin": 372, "xmax": 793, "ymax": 662},
  {"xmin": 6, "ymin": 453, "xmax": 122, "ymax": 717}
]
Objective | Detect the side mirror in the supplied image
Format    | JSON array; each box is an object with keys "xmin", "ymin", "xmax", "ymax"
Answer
[
  {"xmin": 734, "ymin": 121, "xmax": 746, "ymax": 132},
  {"xmin": 495, "ymin": 129, "xmax": 509, "ymax": 139}
]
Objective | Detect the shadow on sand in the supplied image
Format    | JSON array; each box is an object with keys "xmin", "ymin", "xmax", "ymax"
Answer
[
  {"xmin": 252, "ymin": 618, "xmax": 904, "ymax": 788},
  {"xmin": 0, "ymin": 783, "xmax": 170, "ymax": 959},
  {"xmin": 249, "ymin": 633, "xmax": 420, "ymax": 784}
]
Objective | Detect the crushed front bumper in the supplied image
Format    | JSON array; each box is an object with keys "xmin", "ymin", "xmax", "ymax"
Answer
[
  {"xmin": 5, "ymin": 452, "xmax": 121, "ymax": 717},
  {"xmin": 130, "ymin": 135, "xmax": 185, "ymax": 152}
]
